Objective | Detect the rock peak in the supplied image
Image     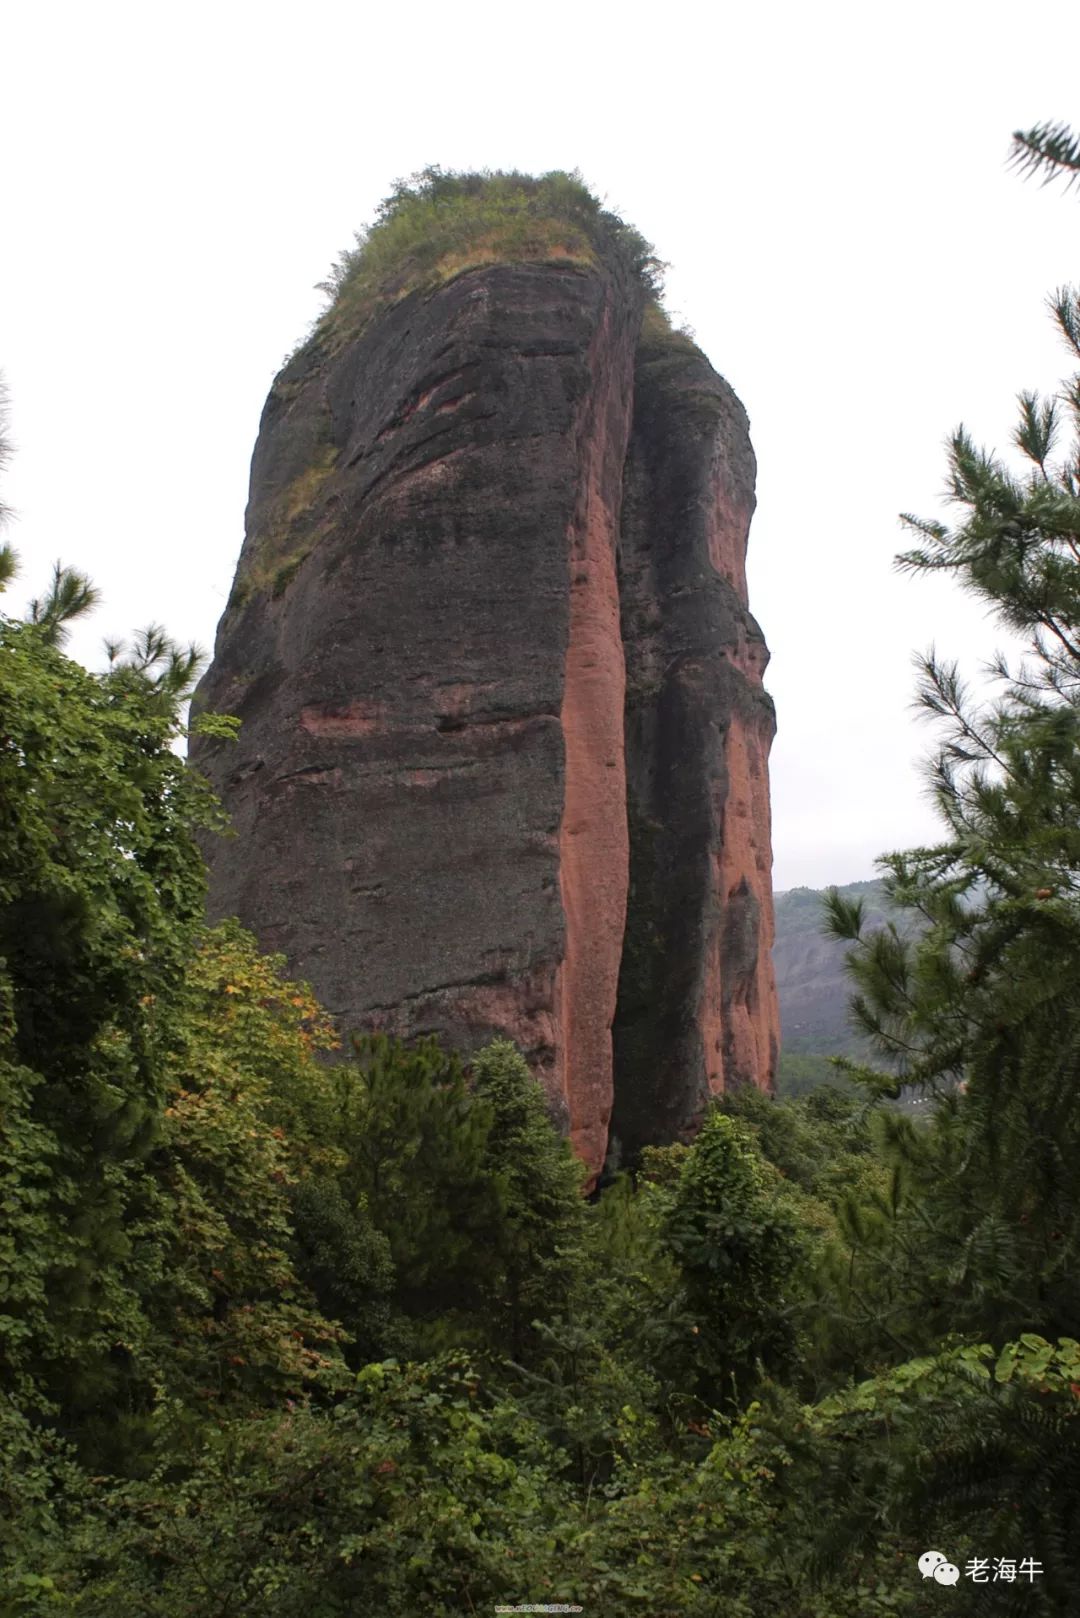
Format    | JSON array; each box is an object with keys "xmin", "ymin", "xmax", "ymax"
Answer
[{"xmin": 190, "ymin": 172, "xmax": 778, "ymax": 1186}]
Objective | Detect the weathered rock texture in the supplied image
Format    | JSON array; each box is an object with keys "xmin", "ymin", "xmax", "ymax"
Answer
[
  {"xmin": 190, "ymin": 215, "xmax": 777, "ymax": 1185},
  {"xmin": 610, "ymin": 322, "xmax": 778, "ymax": 1165}
]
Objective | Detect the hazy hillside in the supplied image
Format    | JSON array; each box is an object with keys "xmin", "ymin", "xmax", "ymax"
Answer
[{"xmin": 772, "ymin": 878, "xmax": 892, "ymax": 1093}]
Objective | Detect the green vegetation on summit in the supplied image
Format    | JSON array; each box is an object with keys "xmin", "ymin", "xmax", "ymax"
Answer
[
  {"xmin": 233, "ymin": 169, "xmax": 695, "ymax": 608},
  {"xmin": 309, "ymin": 166, "xmax": 665, "ymax": 356}
]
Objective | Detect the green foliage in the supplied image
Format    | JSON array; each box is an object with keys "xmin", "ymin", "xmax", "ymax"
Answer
[
  {"xmin": 305, "ymin": 1032, "xmax": 501, "ymax": 1353},
  {"xmin": 772, "ymin": 1336, "xmax": 1080, "ymax": 1614},
  {"xmin": 173, "ymin": 917, "xmax": 340, "ymax": 1163},
  {"xmin": 24, "ymin": 560, "xmax": 99, "ymax": 646},
  {"xmin": 0, "ymin": 1356, "xmax": 918, "ymax": 1618},
  {"xmin": 147, "ymin": 924, "xmax": 351, "ymax": 1427},
  {"xmin": 0, "ymin": 595, "xmax": 221, "ymax": 1434},
  {"xmin": 291, "ymin": 1034, "xmax": 586, "ymax": 1364},
  {"xmin": 0, "ymin": 1399, "xmax": 97, "ymax": 1616},
  {"xmin": 777, "ymin": 1047, "xmax": 849, "ymax": 1096},
  {"xmin": 467, "ymin": 1039, "xmax": 586, "ymax": 1359},
  {"xmin": 0, "ymin": 566, "xmax": 346, "ymax": 1468},
  {"xmin": 287, "ymin": 1176, "xmax": 394, "ymax": 1367},
  {"xmin": 818, "ymin": 266, "xmax": 1080, "ymax": 1350},
  {"xmin": 660, "ymin": 1111, "xmax": 804, "ymax": 1404},
  {"xmin": 712, "ymin": 1090, "xmax": 891, "ymax": 1388},
  {"xmin": 585, "ymin": 1167, "xmax": 699, "ymax": 1424},
  {"xmin": 1010, "ymin": 120, "xmax": 1080, "ymax": 191},
  {"xmin": 310, "ymin": 166, "xmax": 663, "ymax": 355},
  {"xmin": 270, "ymin": 554, "xmax": 306, "ymax": 599},
  {"xmin": 0, "ymin": 1356, "xmax": 568, "ymax": 1618},
  {"xmin": 757, "ymin": 133, "xmax": 1080, "ymax": 1612},
  {"xmin": 716, "ymin": 1085, "xmax": 878, "ymax": 1204},
  {"xmin": 0, "ymin": 581, "xmax": 952, "ymax": 1613}
]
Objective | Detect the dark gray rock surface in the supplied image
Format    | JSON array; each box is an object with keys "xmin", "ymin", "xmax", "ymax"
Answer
[{"xmin": 611, "ymin": 330, "xmax": 778, "ymax": 1163}]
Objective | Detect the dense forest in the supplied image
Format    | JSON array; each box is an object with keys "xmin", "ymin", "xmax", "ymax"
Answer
[{"xmin": 3, "ymin": 122, "xmax": 1080, "ymax": 1615}]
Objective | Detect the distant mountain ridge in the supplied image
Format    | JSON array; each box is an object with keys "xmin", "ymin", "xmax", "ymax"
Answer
[{"xmin": 771, "ymin": 879, "xmax": 893, "ymax": 1092}]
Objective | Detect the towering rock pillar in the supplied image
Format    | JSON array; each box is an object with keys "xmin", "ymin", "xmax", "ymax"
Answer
[
  {"xmin": 190, "ymin": 176, "xmax": 778, "ymax": 1184},
  {"xmin": 611, "ymin": 315, "xmax": 778, "ymax": 1163}
]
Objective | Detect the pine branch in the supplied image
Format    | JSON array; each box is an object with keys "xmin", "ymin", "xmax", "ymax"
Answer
[
  {"xmin": 0, "ymin": 542, "xmax": 17, "ymax": 593},
  {"xmin": 26, "ymin": 560, "xmax": 100, "ymax": 645},
  {"xmin": 1011, "ymin": 122, "xmax": 1080, "ymax": 192},
  {"xmin": 1052, "ymin": 287, "xmax": 1080, "ymax": 362},
  {"xmin": 1013, "ymin": 390, "xmax": 1058, "ymax": 475}
]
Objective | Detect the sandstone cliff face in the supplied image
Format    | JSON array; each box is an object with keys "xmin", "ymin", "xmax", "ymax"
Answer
[
  {"xmin": 611, "ymin": 325, "xmax": 778, "ymax": 1164},
  {"xmin": 190, "ymin": 197, "xmax": 777, "ymax": 1185}
]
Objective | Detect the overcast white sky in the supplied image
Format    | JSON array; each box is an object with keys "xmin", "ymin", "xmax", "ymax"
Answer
[{"xmin": 2, "ymin": 0, "xmax": 1078, "ymax": 890}]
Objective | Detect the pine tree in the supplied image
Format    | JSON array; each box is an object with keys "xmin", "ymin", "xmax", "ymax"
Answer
[
  {"xmin": 467, "ymin": 1038, "xmax": 586, "ymax": 1362},
  {"xmin": 823, "ymin": 129, "xmax": 1080, "ymax": 1345},
  {"xmin": 661, "ymin": 1110, "xmax": 802, "ymax": 1403}
]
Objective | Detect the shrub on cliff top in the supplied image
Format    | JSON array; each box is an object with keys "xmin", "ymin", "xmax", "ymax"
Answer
[{"xmin": 311, "ymin": 166, "xmax": 665, "ymax": 351}]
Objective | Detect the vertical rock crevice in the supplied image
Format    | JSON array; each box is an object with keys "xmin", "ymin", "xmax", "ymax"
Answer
[{"xmin": 553, "ymin": 275, "xmax": 643, "ymax": 1175}]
